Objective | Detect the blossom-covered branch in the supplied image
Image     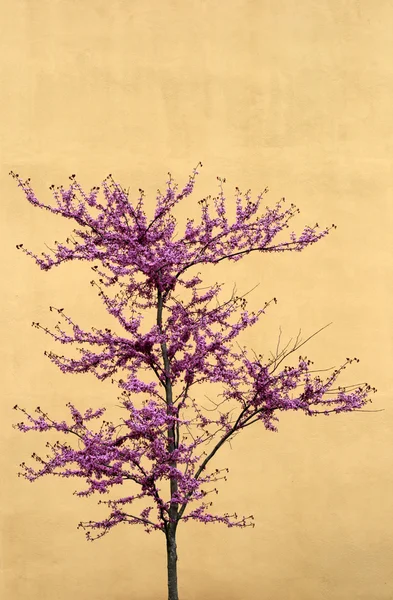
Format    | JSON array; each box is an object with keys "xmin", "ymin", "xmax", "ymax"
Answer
[{"xmin": 12, "ymin": 166, "xmax": 375, "ymax": 542}]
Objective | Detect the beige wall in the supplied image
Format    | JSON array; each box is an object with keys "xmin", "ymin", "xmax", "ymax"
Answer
[{"xmin": 1, "ymin": 1, "xmax": 392, "ymax": 599}]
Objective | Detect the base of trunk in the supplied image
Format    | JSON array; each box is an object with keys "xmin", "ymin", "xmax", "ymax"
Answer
[{"xmin": 166, "ymin": 530, "xmax": 179, "ymax": 600}]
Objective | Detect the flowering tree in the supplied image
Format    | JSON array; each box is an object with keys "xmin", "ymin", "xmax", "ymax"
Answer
[{"xmin": 11, "ymin": 165, "xmax": 375, "ymax": 600}]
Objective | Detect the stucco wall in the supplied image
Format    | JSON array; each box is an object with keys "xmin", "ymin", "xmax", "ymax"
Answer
[{"xmin": 1, "ymin": 1, "xmax": 392, "ymax": 599}]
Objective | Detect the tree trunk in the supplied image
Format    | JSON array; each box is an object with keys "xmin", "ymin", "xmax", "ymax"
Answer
[
  {"xmin": 166, "ymin": 525, "xmax": 179, "ymax": 600},
  {"xmin": 157, "ymin": 279, "xmax": 179, "ymax": 600}
]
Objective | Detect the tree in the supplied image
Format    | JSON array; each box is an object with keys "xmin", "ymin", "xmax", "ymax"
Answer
[{"xmin": 10, "ymin": 165, "xmax": 375, "ymax": 600}]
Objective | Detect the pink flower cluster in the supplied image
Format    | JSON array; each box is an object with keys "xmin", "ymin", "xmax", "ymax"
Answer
[{"xmin": 11, "ymin": 166, "xmax": 375, "ymax": 539}]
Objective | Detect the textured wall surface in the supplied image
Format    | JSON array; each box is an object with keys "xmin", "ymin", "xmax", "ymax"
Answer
[{"xmin": 1, "ymin": 1, "xmax": 392, "ymax": 599}]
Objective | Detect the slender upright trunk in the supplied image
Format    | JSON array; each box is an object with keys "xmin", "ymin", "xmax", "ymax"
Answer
[
  {"xmin": 157, "ymin": 279, "xmax": 180, "ymax": 600},
  {"xmin": 166, "ymin": 523, "xmax": 179, "ymax": 600}
]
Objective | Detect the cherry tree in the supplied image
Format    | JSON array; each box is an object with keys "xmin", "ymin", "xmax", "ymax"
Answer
[{"xmin": 11, "ymin": 165, "xmax": 375, "ymax": 600}]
